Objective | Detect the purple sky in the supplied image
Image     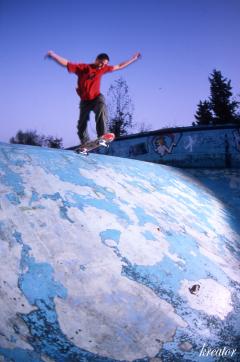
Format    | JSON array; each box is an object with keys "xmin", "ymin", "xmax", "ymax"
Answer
[{"xmin": 1, "ymin": 0, "xmax": 240, "ymax": 147}]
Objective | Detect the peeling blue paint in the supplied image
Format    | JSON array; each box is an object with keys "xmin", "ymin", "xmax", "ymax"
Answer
[
  {"xmin": 13, "ymin": 230, "xmax": 23, "ymax": 244},
  {"xmin": 133, "ymin": 206, "xmax": 159, "ymax": 226},
  {"xmin": 9, "ymin": 230, "xmax": 124, "ymax": 362},
  {"xmin": 0, "ymin": 161, "xmax": 25, "ymax": 200},
  {"xmin": 141, "ymin": 231, "xmax": 156, "ymax": 241},
  {"xmin": 0, "ymin": 347, "xmax": 44, "ymax": 362},
  {"xmin": 6, "ymin": 192, "xmax": 21, "ymax": 205},
  {"xmin": 0, "ymin": 142, "xmax": 240, "ymax": 362},
  {"xmin": 100, "ymin": 229, "xmax": 121, "ymax": 247},
  {"xmin": 29, "ymin": 190, "xmax": 40, "ymax": 204},
  {"xmin": 19, "ymin": 262, "xmax": 67, "ymax": 306}
]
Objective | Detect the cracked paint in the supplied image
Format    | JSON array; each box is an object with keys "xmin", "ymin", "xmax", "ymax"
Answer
[{"xmin": 0, "ymin": 142, "xmax": 239, "ymax": 362}]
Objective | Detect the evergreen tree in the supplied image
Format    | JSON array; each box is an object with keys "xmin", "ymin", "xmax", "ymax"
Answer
[
  {"xmin": 107, "ymin": 77, "xmax": 134, "ymax": 137},
  {"xmin": 209, "ymin": 69, "xmax": 239, "ymax": 124},
  {"xmin": 194, "ymin": 69, "xmax": 240, "ymax": 126},
  {"xmin": 194, "ymin": 100, "xmax": 213, "ymax": 125}
]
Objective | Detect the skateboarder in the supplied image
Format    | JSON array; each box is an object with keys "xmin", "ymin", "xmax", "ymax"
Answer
[{"xmin": 46, "ymin": 50, "xmax": 141, "ymax": 146}]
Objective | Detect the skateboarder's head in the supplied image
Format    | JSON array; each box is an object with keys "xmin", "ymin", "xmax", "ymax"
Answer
[{"xmin": 95, "ymin": 53, "xmax": 110, "ymax": 69}]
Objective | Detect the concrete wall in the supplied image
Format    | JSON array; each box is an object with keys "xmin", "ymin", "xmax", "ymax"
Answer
[
  {"xmin": 0, "ymin": 142, "xmax": 239, "ymax": 361},
  {"xmin": 96, "ymin": 125, "xmax": 240, "ymax": 168}
]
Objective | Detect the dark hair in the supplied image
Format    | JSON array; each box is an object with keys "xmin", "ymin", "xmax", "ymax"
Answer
[{"xmin": 96, "ymin": 53, "xmax": 110, "ymax": 61}]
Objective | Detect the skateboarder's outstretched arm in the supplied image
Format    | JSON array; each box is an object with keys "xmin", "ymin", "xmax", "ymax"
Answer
[
  {"xmin": 112, "ymin": 52, "xmax": 141, "ymax": 71},
  {"xmin": 45, "ymin": 50, "xmax": 68, "ymax": 67}
]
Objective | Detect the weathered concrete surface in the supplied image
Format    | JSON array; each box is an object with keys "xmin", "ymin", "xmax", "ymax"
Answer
[{"xmin": 0, "ymin": 142, "xmax": 239, "ymax": 362}]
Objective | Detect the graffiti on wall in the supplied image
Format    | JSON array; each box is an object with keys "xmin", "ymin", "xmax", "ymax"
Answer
[
  {"xmin": 152, "ymin": 133, "xmax": 182, "ymax": 157},
  {"xmin": 129, "ymin": 142, "xmax": 149, "ymax": 156},
  {"xmin": 183, "ymin": 135, "xmax": 198, "ymax": 153}
]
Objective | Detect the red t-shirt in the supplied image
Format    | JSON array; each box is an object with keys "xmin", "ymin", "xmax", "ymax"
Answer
[{"xmin": 67, "ymin": 62, "xmax": 114, "ymax": 101}]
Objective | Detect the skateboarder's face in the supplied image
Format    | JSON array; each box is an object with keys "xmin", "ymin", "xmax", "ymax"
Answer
[{"xmin": 95, "ymin": 58, "xmax": 109, "ymax": 69}]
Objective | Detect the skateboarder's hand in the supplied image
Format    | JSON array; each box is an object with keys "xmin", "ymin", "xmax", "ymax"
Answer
[
  {"xmin": 45, "ymin": 50, "xmax": 55, "ymax": 59},
  {"xmin": 132, "ymin": 52, "xmax": 141, "ymax": 61},
  {"xmin": 44, "ymin": 51, "xmax": 68, "ymax": 67}
]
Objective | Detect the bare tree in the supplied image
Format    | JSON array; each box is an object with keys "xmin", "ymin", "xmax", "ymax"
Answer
[
  {"xmin": 10, "ymin": 130, "xmax": 63, "ymax": 148},
  {"xmin": 137, "ymin": 121, "xmax": 152, "ymax": 134},
  {"xmin": 10, "ymin": 130, "xmax": 43, "ymax": 146},
  {"xmin": 107, "ymin": 77, "xmax": 135, "ymax": 137}
]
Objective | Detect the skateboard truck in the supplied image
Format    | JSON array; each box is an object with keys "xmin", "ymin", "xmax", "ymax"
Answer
[
  {"xmin": 76, "ymin": 147, "xmax": 89, "ymax": 155},
  {"xmin": 98, "ymin": 139, "xmax": 109, "ymax": 148}
]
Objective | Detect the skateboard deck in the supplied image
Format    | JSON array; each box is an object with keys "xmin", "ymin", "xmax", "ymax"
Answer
[{"xmin": 75, "ymin": 133, "xmax": 115, "ymax": 155}]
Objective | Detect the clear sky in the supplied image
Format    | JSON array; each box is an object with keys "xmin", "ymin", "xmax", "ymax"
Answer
[{"xmin": 1, "ymin": 0, "xmax": 240, "ymax": 147}]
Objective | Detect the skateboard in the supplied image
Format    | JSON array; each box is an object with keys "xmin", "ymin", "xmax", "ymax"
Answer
[{"xmin": 75, "ymin": 133, "xmax": 115, "ymax": 155}]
